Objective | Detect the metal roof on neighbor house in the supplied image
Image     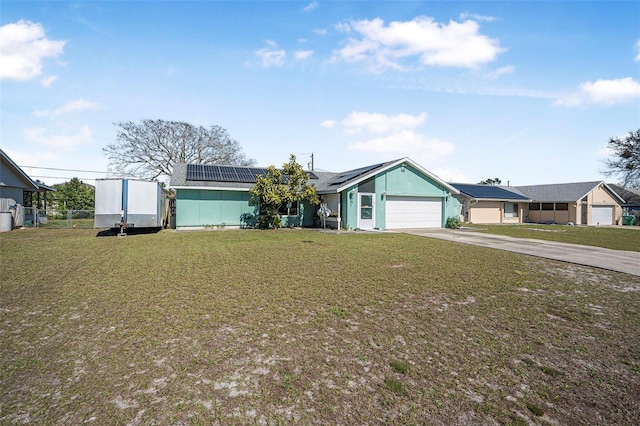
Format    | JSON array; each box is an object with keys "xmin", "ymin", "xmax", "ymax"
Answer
[
  {"xmin": 449, "ymin": 183, "xmax": 530, "ymax": 201},
  {"xmin": 515, "ymin": 181, "xmax": 623, "ymax": 203}
]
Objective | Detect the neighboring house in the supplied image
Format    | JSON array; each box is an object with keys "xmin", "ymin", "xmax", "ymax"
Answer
[
  {"xmin": 609, "ymin": 184, "xmax": 640, "ymax": 211},
  {"xmin": 516, "ymin": 181, "xmax": 624, "ymax": 226},
  {"xmin": 451, "ymin": 180, "xmax": 625, "ymax": 226},
  {"xmin": 450, "ymin": 183, "xmax": 531, "ymax": 224},
  {"xmin": 0, "ymin": 149, "xmax": 55, "ymax": 228},
  {"xmin": 170, "ymin": 158, "xmax": 460, "ymax": 230}
]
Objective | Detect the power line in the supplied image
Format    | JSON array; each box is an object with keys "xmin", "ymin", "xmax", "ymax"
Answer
[
  {"xmin": 18, "ymin": 165, "xmax": 108, "ymax": 174},
  {"xmin": 29, "ymin": 175, "xmax": 100, "ymax": 181}
]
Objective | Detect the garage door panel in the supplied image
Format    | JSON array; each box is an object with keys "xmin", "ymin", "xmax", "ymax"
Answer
[
  {"xmin": 386, "ymin": 196, "xmax": 441, "ymax": 228},
  {"xmin": 591, "ymin": 206, "xmax": 613, "ymax": 226}
]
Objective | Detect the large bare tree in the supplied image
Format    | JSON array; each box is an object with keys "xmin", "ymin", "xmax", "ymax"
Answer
[
  {"xmin": 104, "ymin": 119, "xmax": 255, "ymax": 180},
  {"xmin": 603, "ymin": 129, "xmax": 640, "ymax": 189}
]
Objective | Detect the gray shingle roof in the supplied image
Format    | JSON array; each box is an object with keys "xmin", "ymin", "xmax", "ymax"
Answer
[
  {"xmin": 515, "ymin": 181, "xmax": 604, "ymax": 202},
  {"xmin": 609, "ymin": 184, "xmax": 640, "ymax": 206}
]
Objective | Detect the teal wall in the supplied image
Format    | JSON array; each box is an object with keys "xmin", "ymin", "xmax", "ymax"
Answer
[
  {"xmin": 382, "ymin": 164, "xmax": 450, "ymax": 197},
  {"xmin": 176, "ymin": 189, "xmax": 256, "ymax": 228},
  {"xmin": 341, "ymin": 185, "xmax": 358, "ymax": 230},
  {"xmin": 281, "ymin": 200, "xmax": 316, "ymax": 227},
  {"xmin": 370, "ymin": 163, "xmax": 452, "ymax": 229},
  {"xmin": 176, "ymin": 189, "xmax": 316, "ymax": 228},
  {"xmin": 444, "ymin": 195, "xmax": 462, "ymax": 225}
]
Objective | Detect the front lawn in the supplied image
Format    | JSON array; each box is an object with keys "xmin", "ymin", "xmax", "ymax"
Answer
[
  {"xmin": 1, "ymin": 228, "xmax": 639, "ymax": 424},
  {"xmin": 466, "ymin": 224, "xmax": 640, "ymax": 252}
]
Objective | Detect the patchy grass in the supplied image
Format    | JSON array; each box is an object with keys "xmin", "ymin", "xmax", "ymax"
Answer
[
  {"xmin": 384, "ymin": 378, "xmax": 408, "ymax": 397},
  {"xmin": 466, "ymin": 224, "xmax": 640, "ymax": 252},
  {"xmin": 1, "ymin": 228, "xmax": 639, "ymax": 424},
  {"xmin": 390, "ymin": 360, "xmax": 411, "ymax": 374}
]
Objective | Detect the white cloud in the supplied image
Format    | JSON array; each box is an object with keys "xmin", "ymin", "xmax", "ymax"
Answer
[
  {"xmin": 483, "ymin": 65, "xmax": 514, "ymax": 79},
  {"xmin": 332, "ymin": 16, "xmax": 505, "ymax": 71},
  {"xmin": 303, "ymin": 1, "xmax": 319, "ymax": 12},
  {"xmin": 459, "ymin": 12, "xmax": 498, "ymax": 22},
  {"xmin": 40, "ymin": 75, "xmax": 58, "ymax": 87},
  {"xmin": 340, "ymin": 111, "xmax": 453, "ymax": 161},
  {"xmin": 635, "ymin": 39, "xmax": 640, "ymax": 62},
  {"xmin": 554, "ymin": 77, "xmax": 640, "ymax": 106},
  {"xmin": 255, "ymin": 41, "xmax": 286, "ymax": 67},
  {"xmin": 432, "ymin": 167, "xmax": 470, "ymax": 183},
  {"xmin": 295, "ymin": 50, "xmax": 314, "ymax": 60},
  {"xmin": 0, "ymin": 20, "xmax": 66, "ymax": 80},
  {"xmin": 320, "ymin": 120, "xmax": 336, "ymax": 128},
  {"xmin": 23, "ymin": 124, "xmax": 93, "ymax": 148},
  {"xmin": 334, "ymin": 23, "xmax": 350, "ymax": 33},
  {"xmin": 33, "ymin": 98, "xmax": 100, "ymax": 117},
  {"xmin": 347, "ymin": 130, "xmax": 454, "ymax": 160},
  {"xmin": 342, "ymin": 111, "xmax": 427, "ymax": 134},
  {"xmin": 313, "ymin": 28, "xmax": 328, "ymax": 35},
  {"xmin": 2, "ymin": 148, "xmax": 58, "ymax": 168}
]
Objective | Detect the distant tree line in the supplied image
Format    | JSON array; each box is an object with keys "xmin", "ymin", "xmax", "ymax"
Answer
[{"xmin": 49, "ymin": 178, "xmax": 95, "ymax": 211}]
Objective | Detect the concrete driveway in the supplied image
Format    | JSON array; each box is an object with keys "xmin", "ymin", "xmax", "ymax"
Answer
[{"xmin": 399, "ymin": 228, "xmax": 640, "ymax": 277}]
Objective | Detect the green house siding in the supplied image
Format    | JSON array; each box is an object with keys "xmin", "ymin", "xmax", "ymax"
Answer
[
  {"xmin": 382, "ymin": 164, "xmax": 449, "ymax": 197},
  {"xmin": 281, "ymin": 200, "xmax": 316, "ymax": 227},
  {"xmin": 341, "ymin": 185, "xmax": 358, "ymax": 230},
  {"xmin": 175, "ymin": 189, "xmax": 256, "ymax": 228},
  {"xmin": 444, "ymin": 196, "xmax": 462, "ymax": 225},
  {"xmin": 338, "ymin": 164, "xmax": 453, "ymax": 229},
  {"xmin": 176, "ymin": 189, "xmax": 316, "ymax": 228}
]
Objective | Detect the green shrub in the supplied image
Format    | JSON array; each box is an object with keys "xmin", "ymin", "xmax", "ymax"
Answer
[{"xmin": 446, "ymin": 217, "xmax": 461, "ymax": 229}]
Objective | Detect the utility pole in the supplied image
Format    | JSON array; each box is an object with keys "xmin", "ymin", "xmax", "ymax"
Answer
[{"xmin": 301, "ymin": 152, "xmax": 314, "ymax": 171}]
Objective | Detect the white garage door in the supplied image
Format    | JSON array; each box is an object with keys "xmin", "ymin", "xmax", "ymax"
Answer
[
  {"xmin": 591, "ymin": 206, "xmax": 613, "ymax": 226},
  {"xmin": 386, "ymin": 196, "xmax": 442, "ymax": 229}
]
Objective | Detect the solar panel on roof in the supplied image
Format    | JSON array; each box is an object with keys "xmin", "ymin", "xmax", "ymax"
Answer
[
  {"xmin": 453, "ymin": 184, "xmax": 527, "ymax": 200},
  {"xmin": 186, "ymin": 164, "xmax": 205, "ymax": 181},
  {"xmin": 329, "ymin": 163, "xmax": 383, "ymax": 186},
  {"xmin": 186, "ymin": 164, "xmax": 318, "ymax": 183}
]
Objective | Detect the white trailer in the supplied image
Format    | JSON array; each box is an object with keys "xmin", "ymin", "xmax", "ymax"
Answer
[{"xmin": 94, "ymin": 179, "xmax": 165, "ymax": 233}]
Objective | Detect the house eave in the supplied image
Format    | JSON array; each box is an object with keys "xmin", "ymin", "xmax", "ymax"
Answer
[{"xmin": 171, "ymin": 185, "xmax": 251, "ymax": 192}]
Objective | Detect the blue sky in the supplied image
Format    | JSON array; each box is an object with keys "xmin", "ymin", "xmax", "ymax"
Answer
[{"xmin": 1, "ymin": 1, "xmax": 639, "ymax": 186}]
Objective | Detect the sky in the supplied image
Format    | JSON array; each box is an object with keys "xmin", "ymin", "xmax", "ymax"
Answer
[{"xmin": 1, "ymin": 1, "xmax": 639, "ymax": 187}]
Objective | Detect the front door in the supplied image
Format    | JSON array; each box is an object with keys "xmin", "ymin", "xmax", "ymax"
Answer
[{"xmin": 358, "ymin": 193, "xmax": 375, "ymax": 229}]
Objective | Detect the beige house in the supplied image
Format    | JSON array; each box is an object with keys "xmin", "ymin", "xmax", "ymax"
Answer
[
  {"xmin": 517, "ymin": 181, "xmax": 624, "ymax": 226},
  {"xmin": 452, "ymin": 181, "xmax": 625, "ymax": 226},
  {"xmin": 451, "ymin": 183, "xmax": 531, "ymax": 224}
]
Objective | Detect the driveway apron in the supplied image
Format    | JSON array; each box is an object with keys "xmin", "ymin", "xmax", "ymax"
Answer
[{"xmin": 399, "ymin": 228, "xmax": 640, "ymax": 277}]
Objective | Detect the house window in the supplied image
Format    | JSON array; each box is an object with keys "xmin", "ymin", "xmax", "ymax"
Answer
[
  {"xmin": 504, "ymin": 202, "xmax": 518, "ymax": 218},
  {"xmin": 542, "ymin": 203, "xmax": 554, "ymax": 211},
  {"xmin": 555, "ymin": 203, "xmax": 569, "ymax": 211},
  {"xmin": 529, "ymin": 203, "xmax": 540, "ymax": 211},
  {"xmin": 278, "ymin": 201, "xmax": 299, "ymax": 216}
]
